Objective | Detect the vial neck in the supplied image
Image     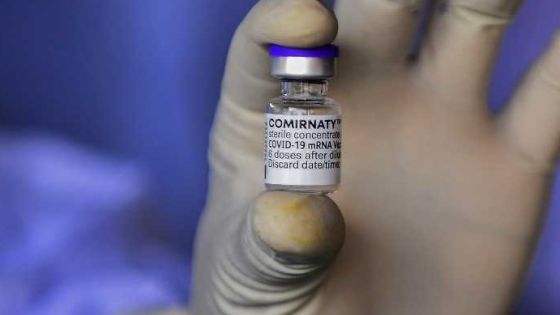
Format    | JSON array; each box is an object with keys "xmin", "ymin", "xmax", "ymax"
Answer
[{"xmin": 281, "ymin": 80, "xmax": 328, "ymax": 100}]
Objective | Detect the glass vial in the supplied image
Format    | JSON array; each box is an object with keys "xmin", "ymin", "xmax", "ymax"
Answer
[{"xmin": 264, "ymin": 45, "xmax": 341, "ymax": 194}]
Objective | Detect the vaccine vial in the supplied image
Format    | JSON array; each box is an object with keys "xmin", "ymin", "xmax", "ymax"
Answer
[{"xmin": 264, "ymin": 44, "xmax": 341, "ymax": 194}]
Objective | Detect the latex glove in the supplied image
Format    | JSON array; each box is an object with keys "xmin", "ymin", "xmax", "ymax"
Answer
[{"xmin": 191, "ymin": 0, "xmax": 560, "ymax": 314}]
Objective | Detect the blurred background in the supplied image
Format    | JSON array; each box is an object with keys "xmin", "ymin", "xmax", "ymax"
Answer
[{"xmin": 0, "ymin": 0, "xmax": 558, "ymax": 314}]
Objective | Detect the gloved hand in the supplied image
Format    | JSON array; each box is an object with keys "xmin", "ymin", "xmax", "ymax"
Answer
[{"xmin": 191, "ymin": 0, "xmax": 560, "ymax": 314}]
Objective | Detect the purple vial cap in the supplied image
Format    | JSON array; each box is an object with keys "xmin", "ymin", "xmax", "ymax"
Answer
[{"xmin": 269, "ymin": 44, "xmax": 339, "ymax": 58}]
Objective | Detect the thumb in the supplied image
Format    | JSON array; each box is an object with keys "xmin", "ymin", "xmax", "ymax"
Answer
[{"xmin": 210, "ymin": 191, "xmax": 345, "ymax": 315}]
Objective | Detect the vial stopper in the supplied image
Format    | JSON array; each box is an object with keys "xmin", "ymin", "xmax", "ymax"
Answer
[{"xmin": 269, "ymin": 44, "xmax": 339, "ymax": 80}]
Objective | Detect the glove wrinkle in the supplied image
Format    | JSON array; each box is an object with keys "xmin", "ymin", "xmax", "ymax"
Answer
[
  {"xmin": 450, "ymin": 5, "xmax": 513, "ymax": 27},
  {"xmin": 450, "ymin": 0, "xmax": 522, "ymax": 17}
]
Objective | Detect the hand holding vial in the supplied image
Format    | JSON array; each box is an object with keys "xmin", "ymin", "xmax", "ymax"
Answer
[{"xmin": 190, "ymin": 0, "xmax": 560, "ymax": 314}]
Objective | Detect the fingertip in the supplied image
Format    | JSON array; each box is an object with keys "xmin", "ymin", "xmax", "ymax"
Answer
[
  {"xmin": 252, "ymin": 191, "xmax": 345, "ymax": 262},
  {"xmin": 248, "ymin": 0, "xmax": 338, "ymax": 48}
]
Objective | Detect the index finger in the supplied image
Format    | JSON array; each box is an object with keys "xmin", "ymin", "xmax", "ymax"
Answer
[{"xmin": 222, "ymin": 0, "xmax": 337, "ymax": 113}]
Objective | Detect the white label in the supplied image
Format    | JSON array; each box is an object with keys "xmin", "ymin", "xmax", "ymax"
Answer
[{"xmin": 264, "ymin": 114, "xmax": 341, "ymax": 186}]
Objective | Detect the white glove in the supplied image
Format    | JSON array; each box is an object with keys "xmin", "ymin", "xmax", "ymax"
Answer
[{"xmin": 191, "ymin": 0, "xmax": 560, "ymax": 314}]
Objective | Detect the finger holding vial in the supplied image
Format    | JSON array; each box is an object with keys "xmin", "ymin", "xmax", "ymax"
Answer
[
  {"xmin": 192, "ymin": 1, "xmax": 345, "ymax": 314},
  {"xmin": 209, "ymin": 42, "xmax": 346, "ymax": 315},
  {"xmin": 210, "ymin": 192, "xmax": 345, "ymax": 315}
]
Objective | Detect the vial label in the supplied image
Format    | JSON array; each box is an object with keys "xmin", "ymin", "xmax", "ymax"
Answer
[{"xmin": 265, "ymin": 114, "xmax": 341, "ymax": 186}]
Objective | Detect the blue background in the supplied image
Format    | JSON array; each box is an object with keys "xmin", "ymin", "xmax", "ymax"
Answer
[{"xmin": 0, "ymin": 0, "xmax": 558, "ymax": 314}]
